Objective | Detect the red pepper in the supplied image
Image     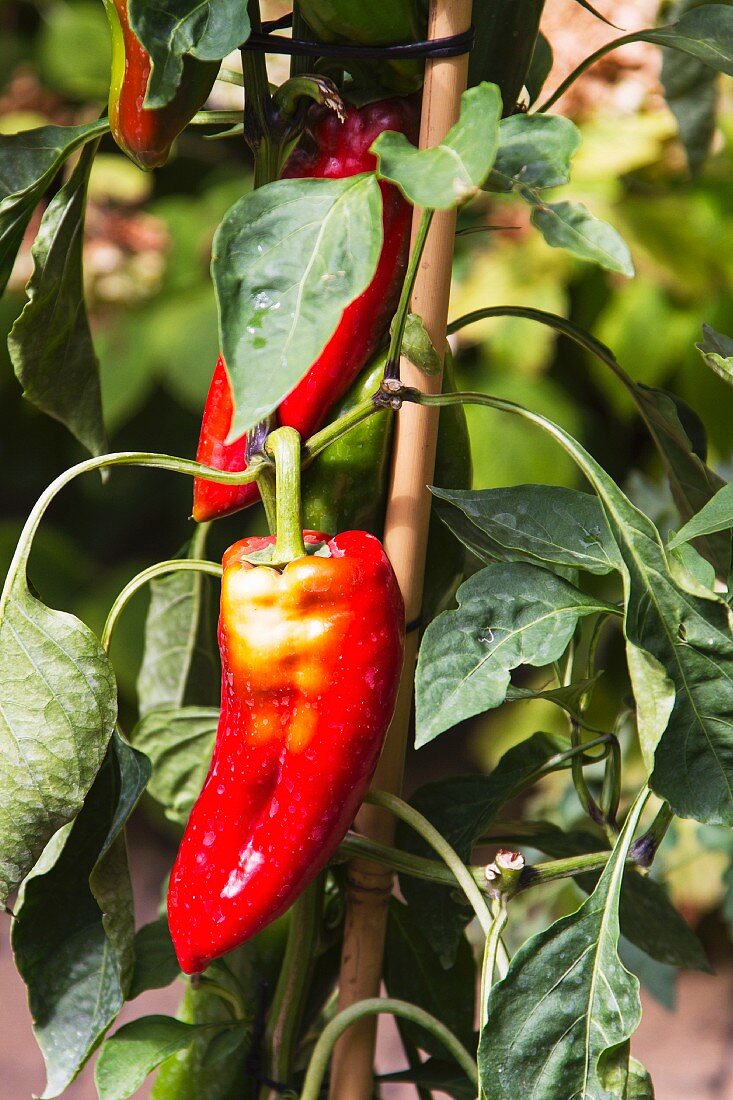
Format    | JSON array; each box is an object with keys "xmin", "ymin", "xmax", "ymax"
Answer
[
  {"xmin": 192, "ymin": 96, "xmax": 418, "ymax": 523},
  {"xmin": 167, "ymin": 530, "xmax": 405, "ymax": 973},
  {"xmin": 103, "ymin": 0, "xmax": 219, "ymax": 170}
]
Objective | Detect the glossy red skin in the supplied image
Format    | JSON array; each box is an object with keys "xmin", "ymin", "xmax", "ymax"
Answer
[
  {"xmin": 167, "ymin": 530, "xmax": 405, "ymax": 974},
  {"xmin": 107, "ymin": 0, "xmax": 218, "ymax": 170},
  {"xmin": 192, "ymin": 97, "xmax": 418, "ymax": 523}
]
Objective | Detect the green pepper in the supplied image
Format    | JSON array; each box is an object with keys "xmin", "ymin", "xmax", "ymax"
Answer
[
  {"xmin": 298, "ymin": 0, "xmax": 427, "ymax": 95},
  {"xmin": 302, "ymin": 346, "xmax": 472, "ymax": 622}
]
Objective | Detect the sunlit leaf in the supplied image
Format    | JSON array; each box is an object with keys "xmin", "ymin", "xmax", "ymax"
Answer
[
  {"xmin": 373, "ymin": 83, "xmax": 502, "ymax": 209},
  {"xmin": 213, "ymin": 174, "xmax": 382, "ymax": 437},
  {"xmin": 531, "ymin": 199, "xmax": 635, "ymax": 277}
]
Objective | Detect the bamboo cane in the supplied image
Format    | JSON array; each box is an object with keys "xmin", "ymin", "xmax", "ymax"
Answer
[{"xmin": 328, "ymin": 4, "xmax": 473, "ymax": 1095}]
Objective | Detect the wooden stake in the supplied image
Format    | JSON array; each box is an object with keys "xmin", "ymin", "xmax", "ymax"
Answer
[{"xmin": 328, "ymin": 4, "xmax": 473, "ymax": 1096}]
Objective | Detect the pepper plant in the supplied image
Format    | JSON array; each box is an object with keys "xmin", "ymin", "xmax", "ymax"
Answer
[{"xmin": 3, "ymin": 1, "xmax": 733, "ymax": 1098}]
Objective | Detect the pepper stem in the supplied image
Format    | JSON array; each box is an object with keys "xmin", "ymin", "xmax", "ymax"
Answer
[{"xmin": 266, "ymin": 427, "xmax": 307, "ymax": 563}]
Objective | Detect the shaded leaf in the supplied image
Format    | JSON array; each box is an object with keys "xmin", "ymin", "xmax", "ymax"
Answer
[
  {"xmin": 531, "ymin": 198, "xmax": 635, "ymax": 276},
  {"xmin": 127, "ymin": 0, "xmax": 247, "ymax": 107},
  {"xmin": 697, "ymin": 321, "xmax": 733, "ymax": 385},
  {"xmin": 415, "ymin": 562, "xmax": 614, "ymax": 746},
  {"xmin": 8, "ymin": 139, "xmax": 106, "ymax": 456},
  {"xmin": 398, "ymin": 312, "xmax": 441, "ymax": 375},
  {"xmin": 0, "ymin": 575, "xmax": 116, "ymax": 901},
  {"xmin": 127, "ymin": 919, "xmax": 180, "ymax": 1000},
  {"xmin": 213, "ymin": 174, "xmax": 382, "ymax": 437},
  {"xmin": 379, "ymin": 1058, "xmax": 475, "ymax": 1099},
  {"xmin": 647, "ymin": 5, "xmax": 733, "ymax": 75},
  {"xmin": 12, "ymin": 732, "xmax": 149, "ymax": 1097},
  {"xmin": 136, "ymin": 529, "xmax": 218, "ymax": 716},
  {"xmin": 384, "ymin": 899, "xmax": 475, "ymax": 1056},
  {"xmin": 525, "ymin": 31, "xmax": 554, "ymax": 104},
  {"xmin": 130, "ymin": 706, "xmax": 218, "ymax": 826},
  {"xmin": 373, "ymin": 83, "xmax": 502, "ymax": 209},
  {"xmin": 0, "ymin": 119, "xmax": 106, "ymax": 296},
  {"xmin": 398, "ymin": 733, "xmax": 569, "ymax": 964},
  {"xmin": 431, "ymin": 484, "xmax": 621, "ymax": 575},
  {"xmin": 478, "ymin": 792, "xmax": 650, "ymax": 1099},
  {"xmin": 490, "ymin": 113, "xmax": 581, "ymax": 191}
]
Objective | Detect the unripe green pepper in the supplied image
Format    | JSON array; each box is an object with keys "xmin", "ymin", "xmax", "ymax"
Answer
[
  {"xmin": 302, "ymin": 346, "xmax": 472, "ymax": 622},
  {"xmin": 103, "ymin": 0, "xmax": 219, "ymax": 169},
  {"xmin": 298, "ymin": 0, "xmax": 427, "ymax": 95}
]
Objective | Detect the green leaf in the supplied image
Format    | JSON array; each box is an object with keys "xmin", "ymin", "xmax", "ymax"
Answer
[
  {"xmin": 136, "ymin": 529, "xmax": 218, "ymax": 716},
  {"xmin": 668, "ymin": 482, "xmax": 733, "ymax": 548},
  {"xmin": 12, "ymin": 732, "xmax": 149, "ymax": 1097},
  {"xmin": 530, "ymin": 199, "xmax": 635, "ymax": 277},
  {"xmin": 525, "ymin": 32, "xmax": 554, "ymax": 105},
  {"xmin": 372, "ymin": 83, "xmax": 502, "ymax": 209},
  {"xmin": 127, "ymin": 0, "xmax": 248, "ymax": 108},
  {"xmin": 398, "ymin": 312, "xmax": 441, "ymax": 375},
  {"xmin": 379, "ymin": 1059, "xmax": 476, "ymax": 1099},
  {"xmin": 660, "ymin": 0, "xmax": 728, "ymax": 174},
  {"xmin": 398, "ymin": 733, "xmax": 570, "ymax": 964},
  {"xmin": 127, "ymin": 919, "xmax": 181, "ymax": 1000},
  {"xmin": 0, "ymin": 119, "xmax": 107, "ymax": 296},
  {"xmin": 96, "ymin": 1016, "xmax": 230, "ymax": 1100},
  {"xmin": 8, "ymin": 139, "xmax": 106, "ymax": 457},
  {"xmin": 431, "ymin": 484, "xmax": 621, "ymax": 575},
  {"xmin": 647, "ymin": 5, "xmax": 733, "ymax": 75},
  {"xmin": 415, "ymin": 562, "xmax": 614, "ymax": 746},
  {"xmin": 505, "ymin": 677, "xmax": 601, "ymax": 723},
  {"xmin": 0, "ymin": 575, "xmax": 117, "ymax": 901},
  {"xmin": 384, "ymin": 899, "xmax": 476, "ymax": 1056},
  {"xmin": 130, "ymin": 706, "xmax": 218, "ymax": 826},
  {"xmin": 490, "ymin": 113, "xmax": 581, "ymax": 191},
  {"xmin": 213, "ymin": 174, "xmax": 382, "ymax": 437},
  {"xmin": 487, "ymin": 396, "xmax": 733, "ymax": 824},
  {"xmin": 697, "ymin": 321, "xmax": 733, "ymax": 385},
  {"xmin": 478, "ymin": 791, "xmax": 650, "ymax": 1099}
]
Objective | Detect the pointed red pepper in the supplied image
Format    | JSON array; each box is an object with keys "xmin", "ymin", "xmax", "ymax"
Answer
[
  {"xmin": 192, "ymin": 96, "xmax": 418, "ymax": 523},
  {"xmin": 167, "ymin": 529, "xmax": 404, "ymax": 973}
]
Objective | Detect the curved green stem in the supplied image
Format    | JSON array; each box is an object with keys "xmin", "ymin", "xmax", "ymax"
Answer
[
  {"xmin": 194, "ymin": 977, "xmax": 246, "ymax": 1020},
  {"xmin": 0, "ymin": 450, "xmax": 257, "ymax": 621},
  {"xmin": 479, "ymin": 898, "xmax": 508, "ymax": 1030},
  {"xmin": 300, "ymin": 998, "xmax": 478, "ymax": 1100},
  {"xmin": 337, "ymin": 831, "xmax": 487, "ymax": 890},
  {"xmin": 261, "ymin": 878, "xmax": 323, "ymax": 1100},
  {"xmin": 190, "ymin": 109, "xmax": 247, "ymax": 126},
  {"xmin": 265, "ymin": 427, "xmax": 307, "ymax": 563},
  {"xmin": 101, "ymin": 558, "xmax": 222, "ymax": 653},
  {"xmin": 301, "ymin": 396, "xmax": 383, "ymax": 465},
  {"xmin": 536, "ymin": 31, "xmax": 648, "ymax": 113},
  {"xmin": 366, "ymin": 790, "xmax": 494, "ymax": 935}
]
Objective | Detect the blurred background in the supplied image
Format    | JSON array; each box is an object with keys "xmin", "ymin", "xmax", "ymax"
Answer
[{"xmin": 3, "ymin": 0, "xmax": 733, "ymax": 1095}]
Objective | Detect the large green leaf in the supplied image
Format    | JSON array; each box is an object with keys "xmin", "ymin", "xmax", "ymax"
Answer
[
  {"xmin": 136, "ymin": 529, "xmax": 218, "ymax": 716},
  {"xmin": 127, "ymin": 0, "xmax": 248, "ymax": 107},
  {"xmin": 478, "ymin": 791, "xmax": 650, "ymax": 1099},
  {"xmin": 478, "ymin": 394, "xmax": 733, "ymax": 823},
  {"xmin": 0, "ymin": 119, "xmax": 107, "ymax": 296},
  {"xmin": 530, "ymin": 199, "xmax": 635, "ymax": 277},
  {"xmin": 431, "ymin": 485, "xmax": 621, "ymax": 575},
  {"xmin": 647, "ymin": 5, "xmax": 733, "ymax": 72},
  {"xmin": 8, "ymin": 139, "xmax": 106, "ymax": 457},
  {"xmin": 0, "ymin": 575, "xmax": 116, "ymax": 901},
  {"xmin": 372, "ymin": 83, "xmax": 502, "ymax": 209},
  {"xmin": 415, "ymin": 562, "xmax": 614, "ymax": 746},
  {"xmin": 489, "ymin": 113, "xmax": 581, "ymax": 191},
  {"xmin": 213, "ymin": 174, "xmax": 382, "ymax": 437},
  {"xmin": 12, "ymin": 732, "xmax": 149, "ymax": 1097},
  {"xmin": 130, "ymin": 706, "xmax": 218, "ymax": 826}
]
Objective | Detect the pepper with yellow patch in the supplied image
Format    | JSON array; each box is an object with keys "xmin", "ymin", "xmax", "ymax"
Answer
[{"xmin": 167, "ymin": 529, "xmax": 405, "ymax": 974}]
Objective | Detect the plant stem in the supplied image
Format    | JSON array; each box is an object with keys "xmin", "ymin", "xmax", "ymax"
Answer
[
  {"xmin": 337, "ymin": 832, "xmax": 486, "ymax": 889},
  {"xmin": 301, "ymin": 998, "xmax": 478, "ymax": 1100},
  {"xmin": 261, "ymin": 878, "xmax": 323, "ymax": 1100},
  {"xmin": 479, "ymin": 897, "xmax": 508, "ymax": 1030},
  {"xmin": 537, "ymin": 31, "xmax": 648, "ymax": 113},
  {"xmin": 194, "ymin": 977, "xmax": 246, "ymax": 1020},
  {"xmin": 301, "ymin": 397, "xmax": 383, "ymax": 464},
  {"xmin": 290, "ymin": 2, "xmax": 310, "ymax": 79},
  {"xmin": 266, "ymin": 427, "xmax": 307, "ymax": 563},
  {"xmin": 366, "ymin": 790, "xmax": 494, "ymax": 935},
  {"xmin": 241, "ymin": 1, "xmax": 280, "ymax": 186},
  {"xmin": 384, "ymin": 209, "xmax": 434, "ymax": 380},
  {"xmin": 101, "ymin": 558, "xmax": 221, "ymax": 652}
]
